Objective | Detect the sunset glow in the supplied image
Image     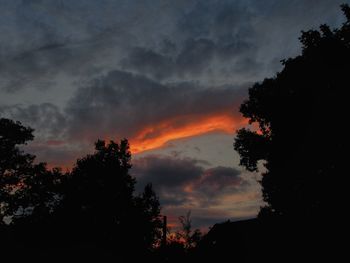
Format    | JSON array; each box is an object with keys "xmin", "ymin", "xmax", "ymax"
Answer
[{"xmin": 130, "ymin": 113, "xmax": 247, "ymax": 154}]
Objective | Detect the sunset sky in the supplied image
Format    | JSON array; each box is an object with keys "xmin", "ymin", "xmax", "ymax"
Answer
[{"xmin": 0, "ymin": 0, "xmax": 347, "ymax": 230}]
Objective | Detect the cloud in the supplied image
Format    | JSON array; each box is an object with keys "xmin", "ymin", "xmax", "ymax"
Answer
[
  {"xmin": 120, "ymin": 47, "xmax": 175, "ymax": 81},
  {"xmin": 0, "ymin": 0, "xmax": 136, "ymax": 93},
  {"xmin": 0, "ymin": 103, "xmax": 83, "ymax": 168},
  {"xmin": 65, "ymin": 70, "xmax": 247, "ymax": 150},
  {"xmin": 121, "ymin": 37, "xmax": 259, "ymax": 83},
  {"xmin": 132, "ymin": 154, "xmax": 262, "ymax": 230},
  {"xmin": 1, "ymin": 0, "xmax": 346, "ymax": 95},
  {"xmin": 132, "ymin": 155, "xmax": 207, "ymax": 189},
  {"xmin": 132, "ymin": 155, "xmax": 247, "ymax": 206},
  {"xmin": 118, "ymin": 0, "xmax": 348, "ymax": 88},
  {"xmin": 0, "ymin": 103, "xmax": 66, "ymax": 140},
  {"xmin": 195, "ymin": 166, "xmax": 243, "ymax": 193},
  {"xmin": 1, "ymin": 69, "xmax": 247, "ymax": 167}
]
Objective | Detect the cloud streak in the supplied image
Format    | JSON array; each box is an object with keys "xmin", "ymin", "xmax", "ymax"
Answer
[
  {"xmin": 64, "ymin": 70, "xmax": 247, "ymax": 152},
  {"xmin": 1, "ymin": 69, "xmax": 247, "ymax": 167},
  {"xmin": 132, "ymin": 154, "xmax": 262, "ymax": 229},
  {"xmin": 131, "ymin": 112, "xmax": 247, "ymax": 153}
]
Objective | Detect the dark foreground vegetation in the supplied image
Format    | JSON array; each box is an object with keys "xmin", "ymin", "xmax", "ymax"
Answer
[{"xmin": 1, "ymin": 4, "xmax": 349, "ymax": 262}]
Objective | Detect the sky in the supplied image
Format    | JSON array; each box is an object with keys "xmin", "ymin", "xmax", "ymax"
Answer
[{"xmin": 0, "ymin": 0, "xmax": 348, "ymax": 230}]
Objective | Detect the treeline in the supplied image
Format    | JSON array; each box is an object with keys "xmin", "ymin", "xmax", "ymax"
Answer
[
  {"xmin": 0, "ymin": 118, "xmax": 163, "ymax": 259},
  {"xmin": 0, "ymin": 118, "xmax": 202, "ymax": 261}
]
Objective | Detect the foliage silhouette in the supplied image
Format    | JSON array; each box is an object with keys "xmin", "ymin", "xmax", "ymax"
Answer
[
  {"xmin": 58, "ymin": 139, "xmax": 162, "ymax": 254},
  {"xmin": 0, "ymin": 118, "xmax": 35, "ymax": 224},
  {"xmin": 234, "ymin": 4, "xmax": 349, "ymax": 221},
  {"xmin": 176, "ymin": 211, "xmax": 202, "ymax": 250},
  {"xmin": 0, "ymin": 119, "xmax": 64, "ymax": 229},
  {"xmin": 0, "ymin": 119, "xmax": 162, "ymax": 259},
  {"xmin": 155, "ymin": 211, "xmax": 202, "ymax": 263}
]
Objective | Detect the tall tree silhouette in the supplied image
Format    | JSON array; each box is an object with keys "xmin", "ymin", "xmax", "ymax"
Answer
[
  {"xmin": 133, "ymin": 183, "xmax": 162, "ymax": 249},
  {"xmin": 234, "ymin": 5, "xmax": 349, "ymax": 220},
  {"xmin": 56, "ymin": 139, "xmax": 162, "ymax": 252}
]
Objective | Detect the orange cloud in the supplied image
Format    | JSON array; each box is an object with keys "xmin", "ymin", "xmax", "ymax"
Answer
[
  {"xmin": 130, "ymin": 112, "xmax": 247, "ymax": 154},
  {"xmin": 40, "ymin": 111, "xmax": 247, "ymax": 169}
]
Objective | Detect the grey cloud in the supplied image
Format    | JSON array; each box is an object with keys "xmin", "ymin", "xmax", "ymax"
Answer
[
  {"xmin": 0, "ymin": 103, "xmax": 66, "ymax": 140},
  {"xmin": 1, "ymin": 0, "xmax": 347, "ymax": 95},
  {"xmin": 193, "ymin": 166, "xmax": 247, "ymax": 207},
  {"xmin": 121, "ymin": 37, "xmax": 257, "ymax": 82},
  {"xmin": 2, "ymin": 68, "xmax": 246, "ymax": 167},
  {"xmin": 24, "ymin": 141, "xmax": 85, "ymax": 169},
  {"xmin": 0, "ymin": 103, "xmax": 77, "ymax": 167},
  {"xmin": 120, "ymin": 0, "xmax": 347, "ymax": 84},
  {"xmin": 197, "ymin": 166, "xmax": 243, "ymax": 193},
  {"xmin": 132, "ymin": 155, "xmax": 247, "ymax": 207},
  {"xmin": 133, "ymin": 155, "xmax": 205, "ymax": 189},
  {"xmin": 176, "ymin": 39, "xmax": 216, "ymax": 77},
  {"xmin": 0, "ymin": 1, "xmax": 136, "ymax": 93},
  {"xmin": 0, "ymin": 32, "xmax": 127, "ymax": 92},
  {"xmin": 176, "ymin": 0, "xmax": 257, "ymax": 51},
  {"xmin": 120, "ymin": 47, "xmax": 175, "ymax": 80},
  {"xmin": 65, "ymin": 70, "xmax": 246, "ymax": 141}
]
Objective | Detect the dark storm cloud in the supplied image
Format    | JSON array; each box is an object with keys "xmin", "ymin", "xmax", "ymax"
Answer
[
  {"xmin": 119, "ymin": 0, "xmax": 348, "ymax": 84},
  {"xmin": 65, "ymin": 70, "xmax": 247, "ymax": 141},
  {"xmin": 120, "ymin": 47, "xmax": 175, "ymax": 80},
  {"xmin": 132, "ymin": 155, "xmax": 247, "ymax": 207},
  {"xmin": 0, "ymin": 0, "xmax": 136, "ymax": 92},
  {"xmin": 121, "ymin": 39, "xmax": 219, "ymax": 80},
  {"xmin": 119, "ymin": 0, "xmax": 259, "ymax": 81},
  {"xmin": 121, "ymin": 37, "xmax": 257, "ymax": 81},
  {"xmin": 0, "ymin": 30, "xmax": 128, "ymax": 92},
  {"xmin": 196, "ymin": 166, "xmax": 243, "ymax": 193},
  {"xmin": 132, "ymin": 155, "xmax": 206, "ymax": 188},
  {"xmin": 1, "ymin": 0, "xmax": 347, "ymax": 94},
  {"xmin": 176, "ymin": 0, "xmax": 254, "ymax": 40}
]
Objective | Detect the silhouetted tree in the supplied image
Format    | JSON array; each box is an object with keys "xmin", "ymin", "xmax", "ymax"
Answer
[
  {"xmin": 57, "ymin": 139, "xmax": 135, "ymax": 244},
  {"xmin": 133, "ymin": 183, "xmax": 163, "ymax": 249},
  {"xmin": 1, "ymin": 119, "xmax": 162, "ymax": 258},
  {"xmin": 0, "ymin": 118, "xmax": 66, "ymax": 254},
  {"xmin": 0, "ymin": 118, "xmax": 35, "ymax": 224},
  {"xmin": 176, "ymin": 211, "xmax": 202, "ymax": 250},
  {"xmin": 155, "ymin": 211, "xmax": 201, "ymax": 263},
  {"xmin": 0, "ymin": 119, "xmax": 62, "ymax": 224},
  {"xmin": 234, "ymin": 5, "xmax": 349, "ymax": 221},
  {"xmin": 56, "ymin": 139, "xmax": 162, "ymax": 253}
]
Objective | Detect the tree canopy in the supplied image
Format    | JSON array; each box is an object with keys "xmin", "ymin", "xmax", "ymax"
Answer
[
  {"xmin": 0, "ymin": 118, "xmax": 162, "ymax": 257},
  {"xmin": 234, "ymin": 4, "xmax": 349, "ymax": 220}
]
